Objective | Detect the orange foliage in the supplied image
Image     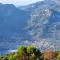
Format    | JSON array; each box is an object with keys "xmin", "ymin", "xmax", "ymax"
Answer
[{"xmin": 44, "ymin": 50, "xmax": 56, "ymax": 60}]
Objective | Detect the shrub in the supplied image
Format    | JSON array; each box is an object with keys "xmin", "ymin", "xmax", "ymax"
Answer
[{"xmin": 56, "ymin": 51, "xmax": 60, "ymax": 60}]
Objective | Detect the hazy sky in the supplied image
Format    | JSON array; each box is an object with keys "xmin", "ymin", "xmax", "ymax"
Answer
[{"xmin": 0, "ymin": 0, "xmax": 43, "ymax": 6}]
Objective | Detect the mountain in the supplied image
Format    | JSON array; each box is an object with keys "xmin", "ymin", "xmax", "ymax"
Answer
[
  {"xmin": 0, "ymin": 3, "xmax": 31, "ymax": 50},
  {"xmin": 24, "ymin": 0, "xmax": 60, "ymax": 51},
  {"xmin": 19, "ymin": 0, "xmax": 55, "ymax": 11},
  {"xmin": 0, "ymin": 0, "xmax": 60, "ymax": 54}
]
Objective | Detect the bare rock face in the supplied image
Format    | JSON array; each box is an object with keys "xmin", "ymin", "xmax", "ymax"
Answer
[
  {"xmin": 53, "ymin": 0, "xmax": 60, "ymax": 4},
  {"xmin": 26, "ymin": 8, "xmax": 51, "ymax": 40},
  {"xmin": 25, "ymin": 0, "xmax": 60, "ymax": 51}
]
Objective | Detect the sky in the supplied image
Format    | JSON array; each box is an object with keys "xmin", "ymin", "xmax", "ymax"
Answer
[{"xmin": 0, "ymin": 0, "xmax": 43, "ymax": 6}]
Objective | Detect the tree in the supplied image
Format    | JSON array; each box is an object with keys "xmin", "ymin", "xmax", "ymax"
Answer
[
  {"xmin": 17, "ymin": 46, "xmax": 26, "ymax": 56},
  {"xmin": 8, "ymin": 53, "xmax": 16, "ymax": 60},
  {"xmin": 27, "ymin": 45, "xmax": 35, "ymax": 53},
  {"xmin": 32, "ymin": 48, "xmax": 42, "ymax": 60},
  {"xmin": 27, "ymin": 45, "xmax": 42, "ymax": 60},
  {"xmin": 17, "ymin": 46, "xmax": 28, "ymax": 60},
  {"xmin": 44, "ymin": 50, "xmax": 56, "ymax": 60},
  {"xmin": 56, "ymin": 51, "xmax": 60, "ymax": 60}
]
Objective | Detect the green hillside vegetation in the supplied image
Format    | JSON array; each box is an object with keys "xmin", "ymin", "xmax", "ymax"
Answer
[{"xmin": 0, "ymin": 45, "xmax": 60, "ymax": 60}]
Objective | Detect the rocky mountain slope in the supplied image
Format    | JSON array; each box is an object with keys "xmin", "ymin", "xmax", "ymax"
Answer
[
  {"xmin": 25, "ymin": 0, "xmax": 60, "ymax": 51},
  {"xmin": 0, "ymin": 0, "xmax": 60, "ymax": 54}
]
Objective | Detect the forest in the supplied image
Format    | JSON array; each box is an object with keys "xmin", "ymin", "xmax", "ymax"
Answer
[{"xmin": 0, "ymin": 45, "xmax": 60, "ymax": 60}]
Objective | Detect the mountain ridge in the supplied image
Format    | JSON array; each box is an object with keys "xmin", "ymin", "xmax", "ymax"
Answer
[{"xmin": 0, "ymin": 0, "xmax": 60, "ymax": 54}]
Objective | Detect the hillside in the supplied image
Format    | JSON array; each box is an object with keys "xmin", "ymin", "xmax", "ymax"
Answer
[
  {"xmin": 0, "ymin": 3, "xmax": 30, "ymax": 51},
  {"xmin": 0, "ymin": 0, "xmax": 60, "ymax": 54}
]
